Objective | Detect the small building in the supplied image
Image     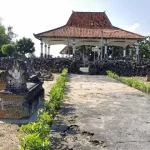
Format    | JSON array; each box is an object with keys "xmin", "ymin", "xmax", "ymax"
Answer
[
  {"xmin": 59, "ymin": 46, "xmax": 73, "ymax": 58},
  {"xmin": 34, "ymin": 11, "xmax": 145, "ymax": 59}
]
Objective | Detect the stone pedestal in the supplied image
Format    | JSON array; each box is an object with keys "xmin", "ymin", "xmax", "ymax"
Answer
[{"xmin": 0, "ymin": 82, "xmax": 44, "ymax": 119}]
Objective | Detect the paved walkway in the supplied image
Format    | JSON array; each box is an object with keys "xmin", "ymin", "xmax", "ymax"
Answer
[{"xmin": 50, "ymin": 74, "xmax": 150, "ymax": 150}]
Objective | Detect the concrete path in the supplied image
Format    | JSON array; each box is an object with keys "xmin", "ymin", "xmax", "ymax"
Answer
[{"xmin": 50, "ymin": 74, "xmax": 150, "ymax": 150}]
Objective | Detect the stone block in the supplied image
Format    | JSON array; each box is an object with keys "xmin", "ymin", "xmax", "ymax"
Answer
[
  {"xmin": 0, "ymin": 82, "xmax": 44, "ymax": 119},
  {"xmin": 146, "ymin": 72, "xmax": 150, "ymax": 81}
]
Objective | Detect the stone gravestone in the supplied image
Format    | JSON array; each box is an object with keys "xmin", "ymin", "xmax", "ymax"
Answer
[
  {"xmin": 0, "ymin": 59, "xmax": 44, "ymax": 119},
  {"xmin": 6, "ymin": 60, "xmax": 28, "ymax": 92}
]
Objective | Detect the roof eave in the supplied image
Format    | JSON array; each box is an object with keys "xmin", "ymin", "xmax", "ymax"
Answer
[{"xmin": 34, "ymin": 35, "xmax": 145, "ymax": 40}]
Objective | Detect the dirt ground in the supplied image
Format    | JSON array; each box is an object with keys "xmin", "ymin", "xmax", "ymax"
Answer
[
  {"xmin": 0, "ymin": 74, "xmax": 59, "ymax": 150},
  {"xmin": 0, "ymin": 124, "xmax": 19, "ymax": 150},
  {"xmin": 43, "ymin": 73, "xmax": 59, "ymax": 100}
]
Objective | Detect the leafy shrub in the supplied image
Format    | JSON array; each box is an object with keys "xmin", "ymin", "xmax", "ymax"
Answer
[
  {"xmin": 18, "ymin": 133, "xmax": 49, "ymax": 150},
  {"xmin": 20, "ymin": 122, "xmax": 50, "ymax": 138},
  {"xmin": 107, "ymin": 70, "xmax": 150, "ymax": 94},
  {"xmin": 17, "ymin": 68, "xmax": 68, "ymax": 150}
]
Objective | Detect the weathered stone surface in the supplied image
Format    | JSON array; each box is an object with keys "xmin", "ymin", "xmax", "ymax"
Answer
[
  {"xmin": 0, "ymin": 71, "xmax": 7, "ymax": 91},
  {"xmin": 0, "ymin": 59, "xmax": 44, "ymax": 119},
  {"xmin": 6, "ymin": 60, "xmax": 28, "ymax": 91},
  {"xmin": 0, "ymin": 82, "xmax": 44, "ymax": 119},
  {"xmin": 146, "ymin": 71, "xmax": 150, "ymax": 81}
]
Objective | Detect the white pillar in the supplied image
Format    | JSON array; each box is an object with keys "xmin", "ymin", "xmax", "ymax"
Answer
[
  {"xmin": 135, "ymin": 42, "xmax": 139, "ymax": 60},
  {"xmin": 72, "ymin": 40, "xmax": 76, "ymax": 56},
  {"xmin": 40, "ymin": 41, "xmax": 43, "ymax": 58},
  {"xmin": 48, "ymin": 46, "xmax": 50, "ymax": 58},
  {"xmin": 44, "ymin": 44, "xmax": 47, "ymax": 58},
  {"xmin": 123, "ymin": 49, "xmax": 126, "ymax": 57},
  {"xmin": 129, "ymin": 48, "xmax": 132, "ymax": 57},
  {"xmin": 104, "ymin": 39, "xmax": 108, "ymax": 59}
]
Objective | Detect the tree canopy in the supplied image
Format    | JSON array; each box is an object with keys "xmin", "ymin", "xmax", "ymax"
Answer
[
  {"xmin": 16, "ymin": 37, "xmax": 35, "ymax": 55},
  {"xmin": 0, "ymin": 19, "xmax": 17, "ymax": 57},
  {"xmin": 139, "ymin": 36, "xmax": 150, "ymax": 59},
  {"xmin": 1, "ymin": 44, "xmax": 16, "ymax": 56}
]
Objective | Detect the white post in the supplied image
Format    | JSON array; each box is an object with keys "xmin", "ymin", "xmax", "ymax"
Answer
[
  {"xmin": 104, "ymin": 39, "xmax": 107, "ymax": 59},
  {"xmin": 100, "ymin": 39, "xmax": 103, "ymax": 60},
  {"xmin": 129, "ymin": 48, "xmax": 132, "ymax": 57},
  {"xmin": 44, "ymin": 44, "xmax": 47, "ymax": 58},
  {"xmin": 135, "ymin": 42, "xmax": 139, "ymax": 60},
  {"xmin": 123, "ymin": 49, "xmax": 126, "ymax": 57},
  {"xmin": 72, "ymin": 39, "xmax": 76, "ymax": 57},
  {"xmin": 40, "ymin": 41, "xmax": 43, "ymax": 58},
  {"xmin": 48, "ymin": 46, "xmax": 50, "ymax": 58}
]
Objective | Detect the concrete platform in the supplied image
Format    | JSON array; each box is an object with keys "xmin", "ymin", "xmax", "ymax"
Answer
[{"xmin": 79, "ymin": 67, "xmax": 89, "ymax": 73}]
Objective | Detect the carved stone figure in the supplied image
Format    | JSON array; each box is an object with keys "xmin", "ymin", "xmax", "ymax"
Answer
[
  {"xmin": 6, "ymin": 59, "xmax": 29, "ymax": 91},
  {"xmin": 25, "ymin": 59, "xmax": 35, "ymax": 77}
]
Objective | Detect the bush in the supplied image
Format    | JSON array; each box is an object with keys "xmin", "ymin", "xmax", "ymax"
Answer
[{"xmin": 17, "ymin": 68, "xmax": 68, "ymax": 150}]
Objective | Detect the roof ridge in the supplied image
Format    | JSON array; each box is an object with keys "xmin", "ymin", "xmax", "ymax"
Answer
[
  {"xmin": 34, "ymin": 25, "xmax": 66, "ymax": 38},
  {"xmin": 72, "ymin": 10, "xmax": 106, "ymax": 13},
  {"xmin": 113, "ymin": 26, "xmax": 145, "ymax": 38}
]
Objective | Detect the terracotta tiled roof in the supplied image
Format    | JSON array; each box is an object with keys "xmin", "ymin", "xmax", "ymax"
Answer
[
  {"xmin": 66, "ymin": 11, "xmax": 112, "ymax": 28},
  {"xmin": 34, "ymin": 11, "xmax": 145, "ymax": 40}
]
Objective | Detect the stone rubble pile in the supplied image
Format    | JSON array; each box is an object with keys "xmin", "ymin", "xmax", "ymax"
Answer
[
  {"xmin": 0, "ymin": 57, "xmax": 150, "ymax": 76},
  {"xmin": 89, "ymin": 59, "xmax": 150, "ymax": 76},
  {"xmin": 0, "ymin": 58, "xmax": 81, "ymax": 74}
]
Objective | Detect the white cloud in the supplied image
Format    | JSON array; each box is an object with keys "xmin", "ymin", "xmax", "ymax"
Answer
[{"xmin": 122, "ymin": 23, "xmax": 140, "ymax": 32}]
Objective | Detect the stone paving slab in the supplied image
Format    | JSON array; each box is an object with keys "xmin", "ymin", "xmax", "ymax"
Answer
[{"xmin": 50, "ymin": 74, "xmax": 150, "ymax": 150}]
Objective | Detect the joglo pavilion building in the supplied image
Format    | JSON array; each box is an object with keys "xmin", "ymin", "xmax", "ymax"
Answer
[{"xmin": 34, "ymin": 11, "xmax": 145, "ymax": 60}]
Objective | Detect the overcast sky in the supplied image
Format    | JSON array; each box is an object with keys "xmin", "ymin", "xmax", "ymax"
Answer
[{"xmin": 0, "ymin": 0, "xmax": 149, "ymax": 57}]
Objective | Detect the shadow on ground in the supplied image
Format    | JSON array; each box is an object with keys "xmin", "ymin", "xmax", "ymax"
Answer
[{"xmin": 50, "ymin": 103, "xmax": 77, "ymax": 150}]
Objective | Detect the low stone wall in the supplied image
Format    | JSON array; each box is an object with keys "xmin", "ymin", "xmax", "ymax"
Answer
[
  {"xmin": 89, "ymin": 59, "xmax": 150, "ymax": 76},
  {"xmin": 0, "ymin": 58, "xmax": 81, "ymax": 74}
]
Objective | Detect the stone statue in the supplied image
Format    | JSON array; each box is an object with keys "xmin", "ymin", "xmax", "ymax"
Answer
[
  {"xmin": 25, "ymin": 59, "xmax": 35, "ymax": 77},
  {"xmin": 6, "ymin": 59, "xmax": 29, "ymax": 91}
]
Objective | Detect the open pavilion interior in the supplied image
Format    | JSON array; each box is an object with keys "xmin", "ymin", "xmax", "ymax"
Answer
[{"xmin": 34, "ymin": 11, "xmax": 145, "ymax": 61}]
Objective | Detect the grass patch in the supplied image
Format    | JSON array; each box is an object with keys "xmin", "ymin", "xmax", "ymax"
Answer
[{"xmin": 106, "ymin": 70, "xmax": 150, "ymax": 94}]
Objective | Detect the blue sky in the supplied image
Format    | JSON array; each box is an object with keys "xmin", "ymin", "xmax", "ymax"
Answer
[{"xmin": 0, "ymin": 0, "xmax": 149, "ymax": 57}]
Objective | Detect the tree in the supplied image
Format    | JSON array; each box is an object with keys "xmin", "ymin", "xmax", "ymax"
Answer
[
  {"xmin": 16, "ymin": 37, "xmax": 35, "ymax": 55},
  {"xmin": 0, "ymin": 25, "xmax": 10, "ymax": 49},
  {"xmin": 0, "ymin": 18, "xmax": 17, "ymax": 57},
  {"xmin": 139, "ymin": 36, "xmax": 150, "ymax": 59},
  {"xmin": 1, "ymin": 44, "xmax": 16, "ymax": 56}
]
